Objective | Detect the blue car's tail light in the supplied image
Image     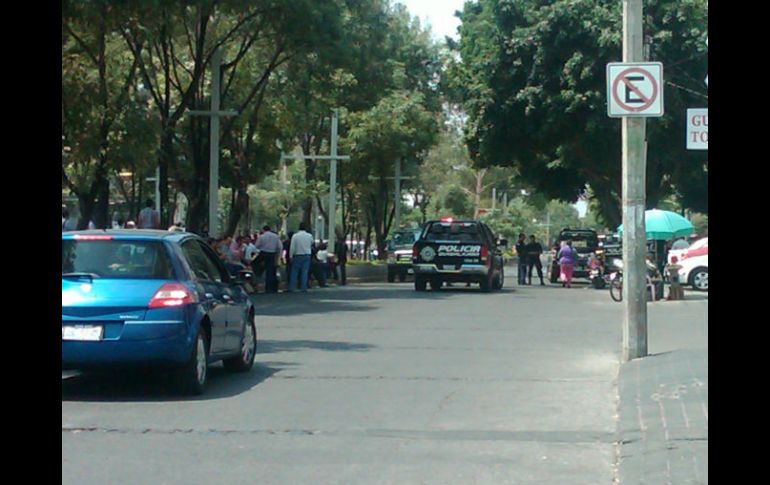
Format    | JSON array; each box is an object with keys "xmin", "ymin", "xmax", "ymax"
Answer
[
  {"xmin": 73, "ymin": 234, "xmax": 114, "ymax": 241},
  {"xmin": 148, "ymin": 283, "xmax": 197, "ymax": 308}
]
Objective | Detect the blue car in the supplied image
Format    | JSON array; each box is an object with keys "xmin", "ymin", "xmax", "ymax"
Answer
[{"xmin": 62, "ymin": 230, "xmax": 257, "ymax": 394}]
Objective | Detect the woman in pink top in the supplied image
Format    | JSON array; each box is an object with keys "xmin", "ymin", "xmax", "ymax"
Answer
[{"xmin": 557, "ymin": 241, "xmax": 576, "ymax": 288}]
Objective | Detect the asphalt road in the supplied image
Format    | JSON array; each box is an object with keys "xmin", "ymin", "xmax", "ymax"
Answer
[{"xmin": 63, "ymin": 280, "xmax": 641, "ymax": 484}]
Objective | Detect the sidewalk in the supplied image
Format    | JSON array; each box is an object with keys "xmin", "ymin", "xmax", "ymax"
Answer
[
  {"xmin": 616, "ymin": 298, "xmax": 708, "ymax": 484},
  {"xmin": 248, "ymin": 264, "xmax": 387, "ymax": 294}
]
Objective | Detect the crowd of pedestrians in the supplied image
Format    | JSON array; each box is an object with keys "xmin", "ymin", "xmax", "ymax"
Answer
[
  {"xmin": 205, "ymin": 222, "xmax": 349, "ymax": 294},
  {"xmin": 63, "ymin": 200, "xmax": 353, "ymax": 294}
]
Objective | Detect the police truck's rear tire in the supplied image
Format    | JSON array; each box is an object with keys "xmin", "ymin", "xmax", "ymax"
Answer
[
  {"xmin": 415, "ymin": 276, "xmax": 427, "ymax": 292},
  {"xmin": 429, "ymin": 278, "xmax": 442, "ymax": 291},
  {"xmin": 387, "ymin": 271, "xmax": 395, "ymax": 283},
  {"xmin": 480, "ymin": 272, "xmax": 492, "ymax": 293},
  {"xmin": 494, "ymin": 268, "xmax": 504, "ymax": 290}
]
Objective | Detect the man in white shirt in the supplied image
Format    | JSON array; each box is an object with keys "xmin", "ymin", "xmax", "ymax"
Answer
[
  {"xmin": 289, "ymin": 222, "xmax": 314, "ymax": 292},
  {"xmin": 244, "ymin": 237, "xmax": 258, "ymax": 262},
  {"xmin": 137, "ymin": 199, "xmax": 160, "ymax": 229}
]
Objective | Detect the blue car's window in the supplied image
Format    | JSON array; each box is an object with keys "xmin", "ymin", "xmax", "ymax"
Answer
[
  {"xmin": 181, "ymin": 240, "xmax": 226, "ymax": 283},
  {"xmin": 62, "ymin": 240, "xmax": 174, "ymax": 279}
]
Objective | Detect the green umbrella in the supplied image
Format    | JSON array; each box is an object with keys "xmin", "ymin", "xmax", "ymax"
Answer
[{"xmin": 617, "ymin": 209, "xmax": 694, "ymax": 240}]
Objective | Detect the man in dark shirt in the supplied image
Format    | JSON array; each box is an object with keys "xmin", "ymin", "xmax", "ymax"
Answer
[
  {"xmin": 515, "ymin": 233, "xmax": 528, "ymax": 285},
  {"xmin": 255, "ymin": 225, "xmax": 283, "ymax": 293},
  {"xmin": 526, "ymin": 235, "xmax": 545, "ymax": 285},
  {"xmin": 282, "ymin": 232, "xmax": 294, "ymax": 289},
  {"xmin": 334, "ymin": 236, "xmax": 348, "ymax": 286}
]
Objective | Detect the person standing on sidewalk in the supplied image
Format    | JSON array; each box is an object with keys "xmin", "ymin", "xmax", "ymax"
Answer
[
  {"xmin": 334, "ymin": 233, "xmax": 348, "ymax": 286},
  {"xmin": 254, "ymin": 225, "xmax": 283, "ymax": 293},
  {"xmin": 289, "ymin": 223, "xmax": 313, "ymax": 292},
  {"xmin": 557, "ymin": 240, "xmax": 576, "ymax": 288},
  {"xmin": 515, "ymin": 233, "xmax": 528, "ymax": 285},
  {"xmin": 526, "ymin": 235, "xmax": 545, "ymax": 285},
  {"xmin": 137, "ymin": 199, "xmax": 160, "ymax": 229},
  {"xmin": 282, "ymin": 232, "xmax": 294, "ymax": 287}
]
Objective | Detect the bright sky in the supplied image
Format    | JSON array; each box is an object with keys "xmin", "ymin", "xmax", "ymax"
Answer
[{"xmin": 395, "ymin": 0, "xmax": 466, "ymax": 42}]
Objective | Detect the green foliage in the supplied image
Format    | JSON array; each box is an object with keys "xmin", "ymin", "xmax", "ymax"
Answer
[
  {"xmin": 451, "ymin": 0, "xmax": 708, "ymax": 227},
  {"xmin": 440, "ymin": 185, "xmax": 474, "ymax": 218},
  {"xmin": 690, "ymin": 212, "xmax": 707, "ymax": 236}
]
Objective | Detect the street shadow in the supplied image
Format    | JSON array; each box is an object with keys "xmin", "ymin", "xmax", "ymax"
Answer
[
  {"xmin": 251, "ymin": 285, "xmax": 453, "ymax": 316},
  {"xmin": 61, "ymin": 361, "xmax": 289, "ymax": 403},
  {"xmin": 258, "ymin": 339, "xmax": 376, "ymax": 354}
]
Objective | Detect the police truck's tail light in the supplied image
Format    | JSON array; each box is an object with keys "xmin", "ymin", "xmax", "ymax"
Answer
[
  {"xmin": 413, "ymin": 246, "xmax": 418, "ymax": 258},
  {"xmin": 480, "ymin": 245, "xmax": 489, "ymax": 263},
  {"xmin": 148, "ymin": 283, "xmax": 197, "ymax": 308}
]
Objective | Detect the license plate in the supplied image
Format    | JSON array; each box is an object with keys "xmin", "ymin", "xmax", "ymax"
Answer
[{"xmin": 62, "ymin": 325, "xmax": 103, "ymax": 341}]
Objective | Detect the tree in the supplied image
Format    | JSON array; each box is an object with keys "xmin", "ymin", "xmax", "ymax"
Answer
[
  {"xmin": 450, "ymin": 0, "xmax": 708, "ymax": 227},
  {"xmin": 62, "ymin": 1, "xmax": 145, "ymax": 229},
  {"xmin": 120, "ymin": 0, "xmax": 336, "ymax": 230},
  {"xmin": 346, "ymin": 90, "xmax": 439, "ymax": 256}
]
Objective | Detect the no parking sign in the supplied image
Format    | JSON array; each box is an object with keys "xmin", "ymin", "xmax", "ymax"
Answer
[{"xmin": 606, "ymin": 62, "xmax": 664, "ymax": 117}]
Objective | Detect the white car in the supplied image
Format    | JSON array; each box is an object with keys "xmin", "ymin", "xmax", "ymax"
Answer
[
  {"xmin": 668, "ymin": 237, "xmax": 708, "ymax": 265},
  {"xmin": 677, "ymin": 254, "xmax": 708, "ymax": 291}
]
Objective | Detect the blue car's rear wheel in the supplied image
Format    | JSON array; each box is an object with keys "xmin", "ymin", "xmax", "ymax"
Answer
[
  {"xmin": 224, "ymin": 314, "xmax": 257, "ymax": 373},
  {"xmin": 179, "ymin": 327, "xmax": 209, "ymax": 395}
]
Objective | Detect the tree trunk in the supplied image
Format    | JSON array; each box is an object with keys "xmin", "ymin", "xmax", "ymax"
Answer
[
  {"xmin": 94, "ymin": 175, "xmax": 110, "ymax": 229},
  {"xmin": 77, "ymin": 193, "xmax": 95, "ymax": 230},
  {"xmin": 226, "ymin": 182, "xmax": 249, "ymax": 237},
  {"xmin": 158, "ymin": 126, "xmax": 174, "ymax": 228},
  {"xmin": 595, "ymin": 190, "xmax": 621, "ymax": 229}
]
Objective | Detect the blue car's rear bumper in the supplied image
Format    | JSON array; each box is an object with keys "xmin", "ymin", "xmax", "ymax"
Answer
[{"xmin": 62, "ymin": 320, "xmax": 194, "ymax": 369}]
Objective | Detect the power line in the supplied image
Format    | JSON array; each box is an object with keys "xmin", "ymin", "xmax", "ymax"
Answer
[{"xmin": 665, "ymin": 80, "xmax": 708, "ymax": 100}]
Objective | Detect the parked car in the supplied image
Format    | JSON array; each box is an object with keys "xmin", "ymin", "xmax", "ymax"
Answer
[
  {"xmin": 62, "ymin": 230, "xmax": 258, "ymax": 394},
  {"xmin": 676, "ymin": 252, "xmax": 708, "ymax": 291},
  {"xmin": 386, "ymin": 228, "xmax": 422, "ymax": 282},
  {"xmin": 668, "ymin": 236, "xmax": 708, "ymax": 265},
  {"xmin": 549, "ymin": 228, "xmax": 600, "ymax": 283}
]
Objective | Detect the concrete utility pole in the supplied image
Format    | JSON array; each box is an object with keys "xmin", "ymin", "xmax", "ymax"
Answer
[
  {"xmin": 188, "ymin": 48, "xmax": 238, "ymax": 238},
  {"xmin": 622, "ymin": 0, "xmax": 648, "ymax": 361},
  {"xmin": 492, "ymin": 188, "xmax": 497, "ymax": 212}
]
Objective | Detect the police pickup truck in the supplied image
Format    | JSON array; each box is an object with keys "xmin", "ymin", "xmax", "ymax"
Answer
[{"xmin": 412, "ymin": 219, "xmax": 506, "ymax": 292}]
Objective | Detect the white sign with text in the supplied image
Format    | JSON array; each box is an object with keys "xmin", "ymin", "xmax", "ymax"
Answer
[{"xmin": 686, "ymin": 109, "xmax": 708, "ymax": 150}]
